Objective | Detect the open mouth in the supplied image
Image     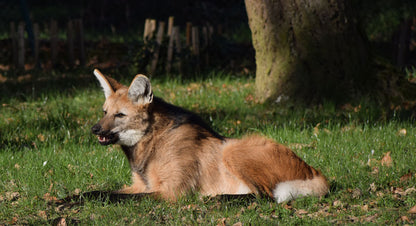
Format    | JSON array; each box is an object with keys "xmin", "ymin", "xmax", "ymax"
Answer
[{"xmin": 96, "ymin": 133, "xmax": 118, "ymax": 145}]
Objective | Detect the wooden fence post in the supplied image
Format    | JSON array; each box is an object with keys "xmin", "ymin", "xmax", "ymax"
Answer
[
  {"xmin": 143, "ymin": 19, "xmax": 150, "ymax": 43},
  {"xmin": 150, "ymin": 21, "xmax": 165, "ymax": 76},
  {"xmin": 167, "ymin": 16, "xmax": 174, "ymax": 36},
  {"xmin": 76, "ymin": 19, "xmax": 86, "ymax": 66},
  {"xmin": 192, "ymin": 26, "xmax": 200, "ymax": 70},
  {"xmin": 144, "ymin": 19, "xmax": 157, "ymax": 43},
  {"xmin": 174, "ymin": 26, "xmax": 182, "ymax": 74},
  {"xmin": 10, "ymin": 22, "xmax": 18, "ymax": 68},
  {"xmin": 17, "ymin": 22, "xmax": 25, "ymax": 70},
  {"xmin": 50, "ymin": 19, "xmax": 58, "ymax": 66},
  {"xmin": 33, "ymin": 23, "xmax": 40, "ymax": 67},
  {"xmin": 67, "ymin": 20, "xmax": 75, "ymax": 67},
  {"xmin": 186, "ymin": 22, "xmax": 192, "ymax": 47},
  {"xmin": 166, "ymin": 25, "xmax": 175, "ymax": 74},
  {"xmin": 208, "ymin": 25, "xmax": 214, "ymax": 42},
  {"xmin": 202, "ymin": 26, "xmax": 209, "ymax": 66}
]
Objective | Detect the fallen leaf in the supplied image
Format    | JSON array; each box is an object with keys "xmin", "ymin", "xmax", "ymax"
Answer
[
  {"xmin": 397, "ymin": 128, "xmax": 407, "ymax": 136},
  {"xmin": 244, "ymin": 94, "xmax": 254, "ymax": 102},
  {"xmin": 313, "ymin": 123, "xmax": 320, "ymax": 136},
  {"xmin": 369, "ymin": 182, "xmax": 377, "ymax": 192},
  {"xmin": 405, "ymin": 187, "xmax": 416, "ymax": 195},
  {"xmin": 408, "ymin": 205, "xmax": 416, "ymax": 214},
  {"xmin": 400, "ymin": 215, "xmax": 413, "ymax": 223},
  {"xmin": 217, "ymin": 217, "xmax": 227, "ymax": 226},
  {"xmin": 289, "ymin": 142, "xmax": 315, "ymax": 150},
  {"xmin": 362, "ymin": 214, "xmax": 378, "ymax": 222},
  {"xmin": 400, "ymin": 172, "xmax": 413, "ymax": 182},
  {"xmin": 352, "ymin": 188, "xmax": 362, "ymax": 199},
  {"xmin": 361, "ymin": 204, "xmax": 369, "ymax": 211},
  {"xmin": 393, "ymin": 187, "xmax": 405, "ymax": 196},
  {"xmin": 323, "ymin": 128, "xmax": 331, "ymax": 134},
  {"xmin": 371, "ymin": 166, "xmax": 379, "ymax": 175},
  {"xmin": 283, "ymin": 204, "xmax": 293, "ymax": 210},
  {"xmin": 247, "ymin": 202, "xmax": 258, "ymax": 210},
  {"xmin": 9, "ymin": 217, "xmax": 18, "ymax": 224},
  {"xmin": 341, "ymin": 125, "xmax": 355, "ymax": 132},
  {"xmin": 38, "ymin": 210, "xmax": 47, "ymax": 220},
  {"xmin": 14, "ymin": 163, "xmax": 20, "ymax": 169},
  {"xmin": 297, "ymin": 209, "xmax": 308, "ymax": 215},
  {"xmin": 43, "ymin": 193, "xmax": 57, "ymax": 202},
  {"xmin": 5, "ymin": 192, "xmax": 20, "ymax": 201},
  {"xmin": 37, "ymin": 134, "xmax": 45, "ymax": 142},
  {"xmin": 333, "ymin": 200, "xmax": 341, "ymax": 207},
  {"xmin": 376, "ymin": 191, "xmax": 384, "ymax": 197},
  {"xmin": 381, "ymin": 151, "xmax": 392, "ymax": 167},
  {"xmin": 259, "ymin": 213, "xmax": 268, "ymax": 219}
]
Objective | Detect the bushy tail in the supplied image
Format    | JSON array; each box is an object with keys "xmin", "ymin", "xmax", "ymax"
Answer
[
  {"xmin": 222, "ymin": 135, "xmax": 329, "ymax": 202},
  {"xmin": 272, "ymin": 174, "xmax": 328, "ymax": 203}
]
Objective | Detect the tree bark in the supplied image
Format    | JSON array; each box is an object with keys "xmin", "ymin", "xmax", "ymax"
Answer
[{"xmin": 245, "ymin": 0, "xmax": 370, "ymax": 103}]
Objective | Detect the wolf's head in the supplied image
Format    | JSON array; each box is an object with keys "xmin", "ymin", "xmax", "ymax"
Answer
[{"xmin": 91, "ymin": 69, "xmax": 153, "ymax": 147}]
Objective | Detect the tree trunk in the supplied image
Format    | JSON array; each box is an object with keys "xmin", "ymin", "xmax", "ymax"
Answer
[{"xmin": 245, "ymin": 0, "xmax": 370, "ymax": 103}]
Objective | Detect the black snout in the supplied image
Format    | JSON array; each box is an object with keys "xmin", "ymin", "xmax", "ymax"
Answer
[{"xmin": 91, "ymin": 124, "xmax": 102, "ymax": 135}]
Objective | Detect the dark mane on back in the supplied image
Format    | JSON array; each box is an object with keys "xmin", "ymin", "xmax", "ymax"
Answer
[{"xmin": 153, "ymin": 97, "xmax": 224, "ymax": 140}]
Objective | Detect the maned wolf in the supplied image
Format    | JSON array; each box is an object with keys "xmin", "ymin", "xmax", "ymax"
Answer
[{"xmin": 91, "ymin": 69, "xmax": 329, "ymax": 203}]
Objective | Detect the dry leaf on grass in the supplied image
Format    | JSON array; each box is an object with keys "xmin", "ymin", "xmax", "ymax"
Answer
[
  {"xmin": 296, "ymin": 209, "xmax": 308, "ymax": 215},
  {"xmin": 400, "ymin": 172, "xmax": 413, "ymax": 182},
  {"xmin": 393, "ymin": 187, "xmax": 416, "ymax": 196},
  {"xmin": 313, "ymin": 123, "xmax": 320, "ymax": 136},
  {"xmin": 397, "ymin": 128, "xmax": 407, "ymax": 136},
  {"xmin": 5, "ymin": 192, "xmax": 20, "ymax": 202},
  {"xmin": 362, "ymin": 214, "xmax": 378, "ymax": 222},
  {"xmin": 288, "ymin": 142, "xmax": 316, "ymax": 150},
  {"xmin": 9, "ymin": 217, "xmax": 18, "ymax": 224},
  {"xmin": 361, "ymin": 204, "xmax": 369, "ymax": 212},
  {"xmin": 352, "ymin": 188, "xmax": 363, "ymax": 199},
  {"xmin": 333, "ymin": 200, "xmax": 341, "ymax": 207},
  {"xmin": 408, "ymin": 205, "xmax": 416, "ymax": 214},
  {"xmin": 38, "ymin": 210, "xmax": 47, "ymax": 220},
  {"xmin": 381, "ymin": 151, "xmax": 392, "ymax": 167},
  {"xmin": 400, "ymin": 215, "xmax": 413, "ymax": 223},
  {"xmin": 37, "ymin": 134, "xmax": 45, "ymax": 142},
  {"xmin": 217, "ymin": 217, "xmax": 227, "ymax": 226},
  {"xmin": 43, "ymin": 193, "xmax": 57, "ymax": 202},
  {"xmin": 369, "ymin": 182, "xmax": 377, "ymax": 192}
]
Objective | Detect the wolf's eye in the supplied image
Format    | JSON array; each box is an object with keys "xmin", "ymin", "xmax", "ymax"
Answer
[{"xmin": 115, "ymin": 113, "xmax": 126, "ymax": 118}]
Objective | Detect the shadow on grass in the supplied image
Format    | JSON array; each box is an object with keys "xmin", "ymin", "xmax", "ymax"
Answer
[
  {"xmin": 51, "ymin": 190, "xmax": 265, "ymax": 210},
  {"xmin": 55, "ymin": 190, "xmax": 152, "ymax": 205},
  {"xmin": 0, "ymin": 69, "xmax": 97, "ymax": 102}
]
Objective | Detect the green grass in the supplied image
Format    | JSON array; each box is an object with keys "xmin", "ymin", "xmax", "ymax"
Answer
[{"xmin": 1, "ymin": 71, "xmax": 416, "ymax": 224}]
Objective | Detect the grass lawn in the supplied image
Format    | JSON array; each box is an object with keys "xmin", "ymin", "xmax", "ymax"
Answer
[{"xmin": 1, "ymin": 70, "xmax": 415, "ymax": 224}]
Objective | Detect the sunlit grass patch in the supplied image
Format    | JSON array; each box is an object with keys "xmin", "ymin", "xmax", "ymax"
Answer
[{"xmin": 0, "ymin": 71, "xmax": 415, "ymax": 224}]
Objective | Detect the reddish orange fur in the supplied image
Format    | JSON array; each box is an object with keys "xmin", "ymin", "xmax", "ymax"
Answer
[
  {"xmin": 92, "ymin": 69, "xmax": 329, "ymax": 202},
  {"xmin": 222, "ymin": 135, "xmax": 325, "ymax": 197}
]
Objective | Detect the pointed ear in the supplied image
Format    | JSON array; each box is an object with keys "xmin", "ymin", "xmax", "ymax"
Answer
[
  {"xmin": 128, "ymin": 74, "xmax": 153, "ymax": 105},
  {"xmin": 93, "ymin": 69, "xmax": 123, "ymax": 99}
]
